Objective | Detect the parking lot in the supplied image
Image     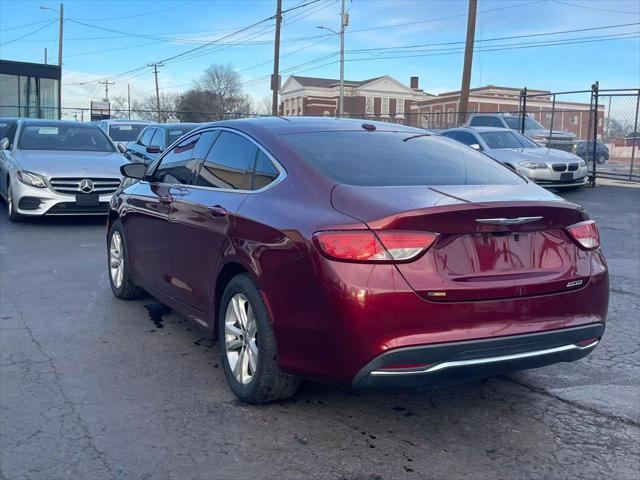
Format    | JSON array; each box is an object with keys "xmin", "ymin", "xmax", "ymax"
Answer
[{"xmin": 0, "ymin": 181, "xmax": 638, "ymax": 480}]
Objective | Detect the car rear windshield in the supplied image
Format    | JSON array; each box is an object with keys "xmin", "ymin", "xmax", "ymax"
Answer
[
  {"xmin": 168, "ymin": 126, "xmax": 199, "ymax": 145},
  {"xmin": 281, "ymin": 130, "xmax": 524, "ymax": 186},
  {"xmin": 503, "ymin": 116, "xmax": 544, "ymax": 130},
  {"xmin": 109, "ymin": 124, "xmax": 147, "ymax": 142},
  {"xmin": 19, "ymin": 125, "xmax": 114, "ymax": 152},
  {"xmin": 480, "ymin": 131, "xmax": 538, "ymax": 149}
]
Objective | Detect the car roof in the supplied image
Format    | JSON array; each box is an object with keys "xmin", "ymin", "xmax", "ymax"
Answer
[
  {"xmin": 445, "ymin": 126, "xmax": 511, "ymax": 134},
  {"xmin": 156, "ymin": 123, "xmax": 201, "ymax": 130},
  {"xmin": 101, "ymin": 119, "xmax": 154, "ymax": 124},
  {"xmin": 21, "ymin": 119, "xmax": 100, "ymax": 128},
  {"xmin": 194, "ymin": 116, "xmax": 425, "ymax": 136}
]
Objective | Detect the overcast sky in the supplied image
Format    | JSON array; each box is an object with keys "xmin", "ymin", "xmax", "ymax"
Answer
[{"xmin": 1, "ymin": 0, "xmax": 638, "ymax": 110}]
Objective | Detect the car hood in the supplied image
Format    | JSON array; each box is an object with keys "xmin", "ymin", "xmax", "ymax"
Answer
[
  {"xmin": 15, "ymin": 150, "xmax": 128, "ymax": 178},
  {"xmin": 526, "ymin": 128, "xmax": 576, "ymax": 139},
  {"xmin": 487, "ymin": 148, "xmax": 582, "ymax": 165},
  {"xmin": 332, "ymin": 182, "xmax": 564, "ymax": 224}
]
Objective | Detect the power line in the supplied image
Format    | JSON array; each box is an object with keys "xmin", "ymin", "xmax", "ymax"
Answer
[
  {"xmin": 0, "ymin": 19, "xmax": 52, "ymax": 32},
  {"xmin": 72, "ymin": 0, "xmax": 201, "ymax": 22},
  {"xmin": 0, "ymin": 20, "xmax": 56, "ymax": 46},
  {"xmin": 345, "ymin": 22, "xmax": 640, "ymax": 54},
  {"xmin": 551, "ymin": 0, "xmax": 640, "ymax": 15}
]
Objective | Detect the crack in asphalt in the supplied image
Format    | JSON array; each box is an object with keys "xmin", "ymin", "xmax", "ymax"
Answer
[{"xmin": 4, "ymin": 296, "xmax": 119, "ymax": 480}]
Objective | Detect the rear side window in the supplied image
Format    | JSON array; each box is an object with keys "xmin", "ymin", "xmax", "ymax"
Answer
[
  {"xmin": 469, "ymin": 116, "xmax": 503, "ymax": 127},
  {"xmin": 281, "ymin": 131, "xmax": 522, "ymax": 186},
  {"xmin": 253, "ymin": 151, "xmax": 279, "ymax": 190},
  {"xmin": 154, "ymin": 134, "xmax": 201, "ymax": 185},
  {"xmin": 194, "ymin": 131, "xmax": 257, "ymax": 190}
]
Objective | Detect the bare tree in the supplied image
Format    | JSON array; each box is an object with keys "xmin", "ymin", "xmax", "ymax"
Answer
[
  {"xmin": 136, "ymin": 92, "xmax": 180, "ymax": 123},
  {"xmin": 109, "ymin": 96, "xmax": 130, "ymax": 119},
  {"xmin": 177, "ymin": 64, "xmax": 254, "ymax": 122},
  {"xmin": 254, "ymin": 95, "xmax": 272, "ymax": 116}
]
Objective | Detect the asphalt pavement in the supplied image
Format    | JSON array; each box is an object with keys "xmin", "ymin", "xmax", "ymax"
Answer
[{"xmin": 1, "ymin": 180, "xmax": 638, "ymax": 480}]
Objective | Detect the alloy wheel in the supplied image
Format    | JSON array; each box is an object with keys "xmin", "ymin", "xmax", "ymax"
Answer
[
  {"xmin": 224, "ymin": 293, "xmax": 258, "ymax": 385},
  {"xmin": 109, "ymin": 231, "xmax": 124, "ymax": 289},
  {"xmin": 7, "ymin": 184, "xmax": 13, "ymax": 215}
]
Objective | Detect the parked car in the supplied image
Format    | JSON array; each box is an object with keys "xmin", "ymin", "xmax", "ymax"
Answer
[
  {"xmin": 465, "ymin": 113, "xmax": 577, "ymax": 152},
  {"xmin": 0, "ymin": 119, "xmax": 127, "ymax": 221},
  {"xmin": 108, "ymin": 117, "xmax": 607, "ymax": 404},
  {"xmin": 96, "ymin": 119, "xmax": 154, "ymax": 151},
  {"xmin": 574, "ymin": 139, "xmax": 609, "ymax": 164},
  {"xmin": 442, "ymin": 127, "xmax": 588, "ymax": 188},
  {"xmin": 125, "ymin": 123, "xmax": 200, "ymax": 164}
]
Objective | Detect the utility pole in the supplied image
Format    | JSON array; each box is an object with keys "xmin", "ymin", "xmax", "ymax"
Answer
[
  {"xmin": 339, "ymin": 0, "xmax": 347, "ymax": 116},
  {"xmin": 149, "ymin": 63, "xmax": 163, "ymax": 122},
  {"xmin": 41, "ymin": 4, "xmax": 64, "ymax": 118},
  {"xmin": 127, "ymin": 84, "xmax": 131, "ymax": 119},
  {"xmin": 271, "ymin": 0, "xmax": 282, "ymax": 116},
  {"xmin": 44, "ymin": 47, "xmax": 47, "ymax": 64},
  {"xmin": 99, "ymin": 80, "xmax": 115, "ymax": 102},
  {"xmin": 457, "ymin": 0, "xmax": 477, "ymax": 126}
]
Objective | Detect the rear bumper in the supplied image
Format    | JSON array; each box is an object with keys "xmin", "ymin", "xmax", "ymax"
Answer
[{"xmin": 352, "ymin": 323, "xmax": 604, "ymax": 389}]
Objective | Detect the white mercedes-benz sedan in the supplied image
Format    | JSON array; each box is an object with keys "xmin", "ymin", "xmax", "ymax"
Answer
[{"xmin": 0, "ymin": 119, "xmax": 128, "ymax": 221}]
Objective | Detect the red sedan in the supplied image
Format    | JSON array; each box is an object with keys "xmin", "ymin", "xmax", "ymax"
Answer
[{"xmin": 108, "ymin": 117, "xmax": 608, "ymax": 404}]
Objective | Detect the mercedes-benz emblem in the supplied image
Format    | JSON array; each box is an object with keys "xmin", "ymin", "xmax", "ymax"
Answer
[{"xmin": 79, "ymin": 179, "xmax": 94, "ymax": 193}]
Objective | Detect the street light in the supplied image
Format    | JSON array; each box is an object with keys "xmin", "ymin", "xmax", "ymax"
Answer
[
  {"xmin": 40, "ymin": 4, "xmax": 64, "ymax": 120},
  {"xmin": 317, "ymin": 0, "xmax": 347, "ymax": 117}
]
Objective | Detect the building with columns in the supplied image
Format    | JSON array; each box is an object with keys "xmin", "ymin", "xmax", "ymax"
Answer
[{"xmin": 279, "ymin": 75, "xmax": 433, "ymax": 124}]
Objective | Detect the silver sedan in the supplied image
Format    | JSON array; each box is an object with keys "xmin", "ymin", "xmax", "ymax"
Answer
[
  {"xmin": 441, "ymin": 126, "xmax": 588, "ymax": 188},
  {"xmin": 0, "ymin": 119, "xmax": 128, "ymax": 221}
]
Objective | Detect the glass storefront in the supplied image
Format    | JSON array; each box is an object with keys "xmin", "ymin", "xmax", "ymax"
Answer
[{"xmin": 0, "ymin": 61, "xmax": 60, "ymax": 119}]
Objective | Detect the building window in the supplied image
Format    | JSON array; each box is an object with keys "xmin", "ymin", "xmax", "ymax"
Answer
[
  {"xmin": 396, "ymin": 98, "xmax": 404, "ymax": 116},
  {"xmin": 447, "ymin": 108, "xmax": 455, "ymax": 124},
  {"xmin": 570, "ymin": 115, "xmax": 579, "ymax": 125},
  {"xmin": 598, "ymin": 117, "xmax": 603, "ymax": 127},
  {"xmin": 297, "ymin": 97, "xmax": 303, "ymax": 115},
  {"xmin": 365, "ymin": 96, "xmax": 374, "ymax": 115},
  {"xmin": 545, "ymin": 113, "xmax": 552, "ymax": 122},
  {"xmin": 381, "ymin": 97, "xmax": 389, "ymax": 115}
]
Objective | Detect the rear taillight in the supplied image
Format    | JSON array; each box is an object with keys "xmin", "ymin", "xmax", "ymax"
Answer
[
  {"xmin": 314, "ymin": 230, "xmax": 438, "ymax": 263},
  {"xmin": 566, "ymin": 220, "xmax": 600, "ymax": 250}
]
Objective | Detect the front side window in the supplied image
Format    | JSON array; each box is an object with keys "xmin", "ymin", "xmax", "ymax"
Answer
[
  {"xmin": 154, "ymin": 134, "xmax": 201, "ymax": 185},
  {"xmin": 502, "ymin": 116, "xmax": 545, "ymax": 130},
  {"xmin": 282, "ymin": 130, "xmax": 522, "ymax": 187},
  {"xmin": 443, "ymin": 131, "xmax": 480, "ymax": 148},
  {"xmin": 18, "ymin": 124, "xmax": 114, "ymax": 152},
  {"xmin": 150, "ymin": 129, "xmax": 166, "ymax": 149},
  {"xmin": 0, "ymin": 120, "xmax": 17, "ymax": 142},
  {"xmin": 138, "ymin": 128, "xmax": 155, "ymax": 146},
  {"xmin": 194, "ymin": 131, "xmax": 257, "ymax": 190}
]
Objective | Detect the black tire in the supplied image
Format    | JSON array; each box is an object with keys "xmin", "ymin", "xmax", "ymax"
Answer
[
  {"xmin": 218, "ymin": 273, "xmax": 300, "ymax": 404},
  {"xmin": 108, "ymin": 220, "xmax": 145, "ymax": 300},
  {"xmin": 7, "ymin": 182, "xmax": 23, "ymax": 222}
]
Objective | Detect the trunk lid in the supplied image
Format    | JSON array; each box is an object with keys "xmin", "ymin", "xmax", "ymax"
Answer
[{"xmin": 332, "ymin": 184, "xmax": 591, "ymax": 302}]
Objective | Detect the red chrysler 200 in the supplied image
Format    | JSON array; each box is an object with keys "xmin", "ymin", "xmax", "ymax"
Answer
[{"xmin": 107, "ymin": 117, "xmax": 608, "ymax": 404}]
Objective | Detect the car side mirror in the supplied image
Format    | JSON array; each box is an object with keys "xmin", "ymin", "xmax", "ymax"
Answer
[
  {"xmin": 146, "ymin": 145, "xmax": 162, "ymax": 154},
  {"xmin": 470, "ymin": 143, "xmax": 482, "ymax": 151},
  {"xmin": 0, "ymin": 138, "xmax": 10, "ymax": 150},
  {"xmin": 120, "ymin": 163, "xmax": 147, "ymax": 180}
]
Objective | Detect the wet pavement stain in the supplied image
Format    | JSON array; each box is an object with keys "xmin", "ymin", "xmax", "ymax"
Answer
[{"xmin": 144, "ymin": 303, "xmax": 172, "ymax": 329}]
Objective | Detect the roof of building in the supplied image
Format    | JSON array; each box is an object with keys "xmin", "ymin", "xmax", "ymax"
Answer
[{"xmin": 289, "ymin": 75, "xmax": 385, "ymax": 88}]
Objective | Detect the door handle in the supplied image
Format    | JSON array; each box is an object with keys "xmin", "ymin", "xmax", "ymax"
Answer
[
  {"xmin": 207, "ymin": 205, "xmax": 227, "ymax": 217},
  {"xmin": 158, "ymin": 194, "xmax": 173, "ymax": 204}
]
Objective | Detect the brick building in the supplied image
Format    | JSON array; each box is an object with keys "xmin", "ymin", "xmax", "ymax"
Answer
[
  {"xmin": 279, "ymin": 75, "xmax": 432, "ymax": 123},
  {"xmin": 410, "ymin": 85, "xmax": 602, "ymax": 139}
]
